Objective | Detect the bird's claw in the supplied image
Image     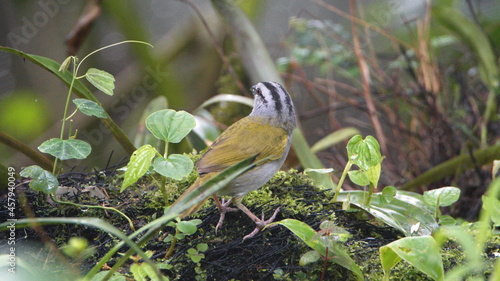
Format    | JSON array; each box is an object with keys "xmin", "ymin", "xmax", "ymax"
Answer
[
  {"xmin": 215, "ymin": 198, "xmax": 238, "ymax": 232},
  {"xmin": 243, "ymin": 207, "xmax": 280, "ymax": 240}
]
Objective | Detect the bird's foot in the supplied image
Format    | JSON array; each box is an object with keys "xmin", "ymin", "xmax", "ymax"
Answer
[
  {"xmin": 243, "ymin": 207, "xmax": 280, "ymax": 240},
  {"xmin": 215, "ymin": 198, "xmax": 238, "ymax": 232}
]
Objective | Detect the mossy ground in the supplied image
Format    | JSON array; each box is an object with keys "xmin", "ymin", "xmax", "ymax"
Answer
[{"xmin": 0, "ymin": 161, "xmax": 498, "ymax": 280}]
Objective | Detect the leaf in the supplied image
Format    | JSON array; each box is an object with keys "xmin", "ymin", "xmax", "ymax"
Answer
[
  {"xmin": 177, "ymin": 221, "xmax": 198, "ymax": 235},
  {"xmin": 197, "ymin": 94, "xmax": 254, "ymax": 109},
  {"xmin": 146, "ymin": 109, "xmax": 196, "ymax": 143},
  {"xmin": 493, "ymin": 160, "xmax": 500, "ymax": 179},
  {"xmin": 130, "ymin": 263, "xmax": 147, "ymax": 281},
  {"xmin": 19, "ymin": 165, "xmax": 59, "ymax": 194},
  {"xmin": 482, "ymin": 195, "xmax": 500, "ymax": 227},
  {"xmin": 197, "ymin": 243, "xmax": 208, "ymax": 252},
  {"xmin": 348, "ymin": 170, "xmax": 370, "ymax": 186},
  {"xmin": 336, "ymin": 190, "xmax": 438, "ymax": 236},
  {"xmin": 153, "ymin": 154, "xmax": 193, "ymax": 180},
  {"xmin": 59, "ymin": 56, "xmax": 73, "ymax": 72},
  {"xmin": 85, "ymin": 68, "xmax": 115, "ymax": 96},
  {"xmin": 134, "ymin": 96, "xmax": 169, "ymax": 148},
  {"xmin": 423, "ymin": 186, "xmax": 461, "ymax": 207},
  {"xmin": 382, "ymin": 186, "xmax": 397, "ymax": 199},
  {"xmin": 73, "ymin": 98, "xmax": 107, "ymax": 118},
  {"xmin": 365, "ymin": 162, "xmax": 381, "ymax": 187},
  {"xmin": 380, "ymin": 236, "xmax": 444, "ymax": 281},
  {"xmin": 300, "ymin": 250, "xmax": 320, "ymax": 266},
  {"xmin": 121, "ymin": 145, "xmax": 156, "ymax": 191},
  {"xmin": 304, "ymin": 168, "xmax": 334, "ymax": 174},
  {"xmin": 347, "ymin": 135, "xmax": 382, "ymax": 170},
  {"xmin": 38, "ymin": 138, "xmax": 91, "ymax": 160}
]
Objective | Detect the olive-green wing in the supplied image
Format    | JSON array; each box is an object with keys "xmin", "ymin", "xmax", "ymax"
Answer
[{"xmin": 197, "ymin": 117, "xmax": 289, "ymax": 175}]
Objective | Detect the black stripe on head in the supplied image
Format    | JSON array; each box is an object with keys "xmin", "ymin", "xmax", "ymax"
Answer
[
  {"xmin": 285, "ymin": 91, "xmax": 294, "ymax": 115},
  {"xmin": 262, "ymin": 82, "xmax": 283, "ymax": 114}
]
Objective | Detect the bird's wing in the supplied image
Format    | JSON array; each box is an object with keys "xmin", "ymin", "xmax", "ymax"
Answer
[{"xmin": 197, "ymin": 117, "xmax": 289, "ymax": 175}]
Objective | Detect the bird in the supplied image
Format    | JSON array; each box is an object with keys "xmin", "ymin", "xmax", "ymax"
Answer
[{"xmin": 172, "ymin": 81, "xmax": 297, "ymax": 239}]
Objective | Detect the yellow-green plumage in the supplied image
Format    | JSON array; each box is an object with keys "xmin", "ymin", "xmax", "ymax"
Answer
[{"xmin": 178, "ymin": 116, "xmax": 290, "ymax": 217}]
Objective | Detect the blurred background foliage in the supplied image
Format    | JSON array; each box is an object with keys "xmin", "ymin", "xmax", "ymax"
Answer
[{"xmin": 1, "ymin": 0, "xmax": 499, "ymax": 219}]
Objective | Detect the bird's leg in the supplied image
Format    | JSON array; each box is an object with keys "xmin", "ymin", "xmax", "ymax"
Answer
[
  {"xmin": 213, "ymin": 195, "xmax": 238, "ymax": 232},
  {"xmin": 232, "ymin": 197, "xmax": 280, "ymax": 240}
]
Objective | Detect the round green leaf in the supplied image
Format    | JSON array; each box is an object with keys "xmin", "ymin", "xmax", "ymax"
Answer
[
  {"xmin": 20, "ymin": 165, "xmax": 59, "ymax": 194},
  {"xmin": 347, "ymin": 170, "xmax": 370, "ymax": 186},
  {"xmin": 38, "ymin": 138, "xmax": 91, "ymax": 160},
  {"xmin": 197, "ymin": 243, "xmax": 208, "ymax": 252},
  {"xmin": 85, "ymin": 68, "xmax": 115, "ymax": 96},
  {"xmin": 153, "ymin": 154, "xmax": 194, "ymax": 180},
  {"xmin": 423, "ymin": 186, "xmax": 461, "ymax": 207},
  {"xmin": 299, "ymin": 250, "xmax": 320, "ymax": 266},
  {"xmin": 177, "ymin": 221, "xmax": 198, "ymax": 235},
  {"xmin": 146, "ymin": 109, "xmax": 196, "ymax": 143},
  {"xmin": 73, "ymin": 98, "xmax": 107, "ymax": 118},
  {"xmin": 381, "ymin": 186, "xmax": 397, "ymax": 203}
]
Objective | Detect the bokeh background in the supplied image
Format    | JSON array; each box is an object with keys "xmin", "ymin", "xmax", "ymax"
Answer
[{"xmin": 1, "ymin": 0, "xmax": 499, "ymax": 219}]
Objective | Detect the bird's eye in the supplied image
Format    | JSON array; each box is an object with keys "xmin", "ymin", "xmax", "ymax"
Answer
[{"xmin": 256, "ymin": 88, "xmax": 262, "ymax": 95}]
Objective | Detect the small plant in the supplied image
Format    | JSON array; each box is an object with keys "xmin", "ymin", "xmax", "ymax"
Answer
[
  {"xmin": 129, "ymin": 250, "xmax": 170, "ymax": 281},
  {"xmin": 334, "ymin": 135, "xmax": 383, "ymax": 202},
  {"xmin": 423, "ymin": 186, "xmax": 461, "ymax": 224},
  {"xmin": 334, "ymin": 135, "xmax": 439, "ymax": 236},
  {"xmin": 17, "ymin": 41, "xmax": 153, "ymax": 230},
  {"xmin": 271, "ymin": 219, "xmax": 363, "ymax": 281},
  {"xmin": 120, "ymin": 108, "xmax": 196, "ymax": 204},
  {"xmin": 186, "ymin": 243, "xmax": 208, "ymax": 263},
  {"xmin": 164, "ymin": 218, "xmax": 202, "ymax": 259}
]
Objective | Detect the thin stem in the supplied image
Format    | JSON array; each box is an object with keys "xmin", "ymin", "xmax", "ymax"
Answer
[
  {"xmin": 165, "ymin": 225, "xmax": 180, "ymax": 259},
  {"xmin": 333, "ymin": 160, "xmax": 353, "ymax": 201},
  {"xmin": 65, "ymin": 108, "xmax": 79, "ymax": 121},
  {"xmin": 160, "ymin": 141, "xmax": 170, "ymax": 204},
  {"xmin": 75, "ymin": 40, "xmax": 153, "ymax": 76},
  {"xmin": 320, "ymin": 247, "xmax": 329, "ymax": 281},
  {"xmin": 53, "ymin": 57, "xmax": 78, "ymax": 174},
  {"xmin": 49, "ymin": 194, "xmax": 136, "ymax": 231}
]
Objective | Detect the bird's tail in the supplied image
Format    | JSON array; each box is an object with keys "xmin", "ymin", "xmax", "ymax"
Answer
[{"xmin": 170, "ymin": 177, "xmax": 210, "ymax": 218}]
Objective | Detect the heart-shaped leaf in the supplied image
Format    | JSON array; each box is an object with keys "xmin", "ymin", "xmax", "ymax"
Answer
[
  {"xmin": 153, "ymin": 154, "xmax": 193, "ymax": 180},
  {"xmin": 38, "ymin": 138, "xmax": 91, "ymax": 160},
  {"xmin": 73, "ymin": 98, "xmax": 107, "ymax": 118},
  {"xmin": 20, "ymin": 165, "xmax": 59, "ymax": 194},
  {"xmin": 146, "ymin": 110, "xmax": 196, "ymax": 143},
  {"xmin": 347, "ymin": 135, "xmax": 382, "ymax": 170},
  {"xmin": 423, "ymin": 186, "xmax": 461, "ymax": 207},
  {"xmin": 85, "ymin": 68, "xmax": 115, "ymax": 96}
]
